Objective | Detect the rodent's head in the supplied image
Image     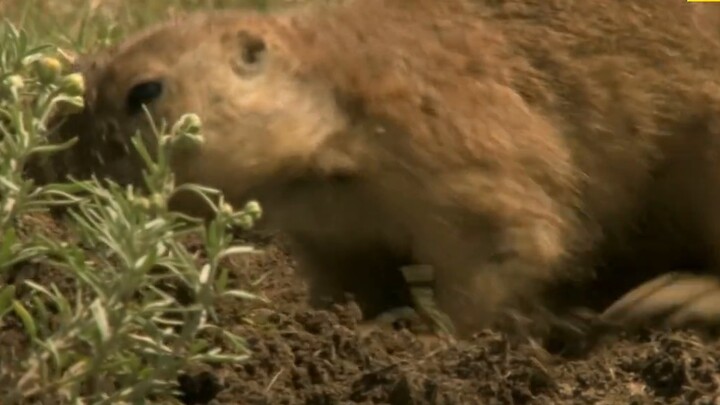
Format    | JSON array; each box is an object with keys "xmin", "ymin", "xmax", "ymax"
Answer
[{"xmin": 60, "ymin": 11, "xmax": 351, "ymax": 205}]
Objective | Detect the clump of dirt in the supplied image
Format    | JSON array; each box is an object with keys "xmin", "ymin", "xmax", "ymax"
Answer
[{"xmin": 3, "ymin": 213, "xmax": 720, "ymax": 404}]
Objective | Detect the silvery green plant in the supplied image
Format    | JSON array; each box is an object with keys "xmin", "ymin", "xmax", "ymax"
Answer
[
  {"xmin": 0, "ymin": 19, "xmax": 264, "ymax": 404},
  {"xmin": 0, "ymin": 19, "xmax": 86, "ymax": 320}
]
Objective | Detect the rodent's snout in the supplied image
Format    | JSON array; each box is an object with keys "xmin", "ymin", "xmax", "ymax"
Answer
[{"xmin": 59, "ymin": 107, "xmax": 144, "ymax": 182}]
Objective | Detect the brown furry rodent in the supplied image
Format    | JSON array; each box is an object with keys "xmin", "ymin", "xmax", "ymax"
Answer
[{"xmin": 48, "ymin": 0, "xmax": 720, "ymax": 338}]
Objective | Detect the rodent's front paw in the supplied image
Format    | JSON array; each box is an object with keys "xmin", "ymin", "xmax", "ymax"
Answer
[
  {"xmin": 600, "ymin": 272, "xmax": 720, "ymax": 330},
  {"xmin": 369, "ymin": 304, "xmax": 456, "ymax": 340}
]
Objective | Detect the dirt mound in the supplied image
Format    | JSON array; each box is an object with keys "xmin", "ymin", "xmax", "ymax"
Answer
[
  {"xmin": 3, "ymin": 214, "xmax": 720, "ymax": 404},
  {"xmin": 197, "ymin": 239, "xmax": 720, "ymax": 405}
]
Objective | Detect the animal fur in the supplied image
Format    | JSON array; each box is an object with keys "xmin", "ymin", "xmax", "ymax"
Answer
[{"xmin": 42, "ymin": 0, "xmax": 720, "ymax": 337}]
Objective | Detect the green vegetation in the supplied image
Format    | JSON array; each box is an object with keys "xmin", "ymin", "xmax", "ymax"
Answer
[{"xmin": 0, "ymin": 0, "xmax": 278, "ymax": 402}]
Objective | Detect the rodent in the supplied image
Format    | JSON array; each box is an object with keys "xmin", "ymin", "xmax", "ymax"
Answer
[{"xmin": 46, "ymin": 0, "xmax": 720, "ymax": 338}]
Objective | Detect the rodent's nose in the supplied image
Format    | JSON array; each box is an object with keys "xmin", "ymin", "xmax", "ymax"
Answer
[{"xmin": 104, "ymin": 135, "xmax": 132, "ymax": 159}]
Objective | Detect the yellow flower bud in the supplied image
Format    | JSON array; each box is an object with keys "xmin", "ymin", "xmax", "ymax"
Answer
[
  {"xmin": 34, "ymin": 57, "xmax": 62, "ymax": 84},
  {"xmin": 59, "ymin": 73, "xmax": 85, "ymax": 96}
]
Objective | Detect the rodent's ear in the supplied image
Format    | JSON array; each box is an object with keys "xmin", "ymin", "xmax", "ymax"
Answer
[{"xmin": 225, "ymin": 29, "xmax": 267, "ymax": 76}]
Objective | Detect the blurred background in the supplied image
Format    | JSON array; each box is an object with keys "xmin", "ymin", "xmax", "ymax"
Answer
[{"xmin": 0, "ymin": 0, "xmax": 323, "ymax": 51}]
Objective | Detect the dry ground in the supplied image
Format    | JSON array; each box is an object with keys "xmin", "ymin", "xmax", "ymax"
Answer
[{"xmin": 4, "ymin": 212, "xmax": 720, "ymax": 405}]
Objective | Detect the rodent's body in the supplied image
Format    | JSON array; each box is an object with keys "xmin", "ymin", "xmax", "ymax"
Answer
[{"xmin": 53, "ymin": 0, "xmax": 720, "ymax": 336}]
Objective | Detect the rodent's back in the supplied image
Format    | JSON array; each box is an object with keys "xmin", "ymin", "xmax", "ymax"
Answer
[
  {"xmin": 275, "ymin": 0, "xmax": 720, "ymax": 313},
  {"xmin": 286, "ymin": 0, "xmax": 720, "ymax": 246}
]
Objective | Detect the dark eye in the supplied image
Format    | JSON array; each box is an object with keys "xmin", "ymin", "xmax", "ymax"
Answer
[
  {"xmin": 126, "ymin": 80, "xmax": 163, "ymax": 115},
  {"xmin": 241, "ymin": 34, "xmax": 266, "ymax": 64}
]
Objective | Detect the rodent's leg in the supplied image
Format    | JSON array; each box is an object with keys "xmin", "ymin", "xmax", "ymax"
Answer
[
  {"xmin": 288, "ymin": 237, "xmax": 415, "ymax": 318},
  {"xmin": 403, "ymin": 170, "xmax": 581, "ymax": 337},
  {"xmin": 600, "ymin": 272, "xmax": 720, "ymax": 330},
  {"xmin": 599, "ymin": 130, "xmax": 720, "ymax": 331},
  {"xmin": 290, "ymin": 237, "xmax": 457, "ymax": 335}
]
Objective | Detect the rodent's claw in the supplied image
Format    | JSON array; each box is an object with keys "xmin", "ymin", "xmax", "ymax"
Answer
[
  {"xmin": 600, "ymin": 272, "xmax": 720, "ymax": 330},
  {"xmin": 371, "ymin": 303, "xmax": 456, "ymax": 339},
  {"xmin": 401, "ymin": 265, "xmax": 457, "ymax": 337},
  {"xmin": 373, "ymin": 306, "xmax": 423, "ymax": 327}
]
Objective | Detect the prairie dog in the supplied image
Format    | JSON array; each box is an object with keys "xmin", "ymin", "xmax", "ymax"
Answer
[{"xmin": 52, "ymin": 0, "xmax": 720, "ymax": 337}]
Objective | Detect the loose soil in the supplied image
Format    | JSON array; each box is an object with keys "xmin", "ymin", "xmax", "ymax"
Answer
[{"xmin": 3, "ymin": 213, "xmax": 720, "ymax": 404}]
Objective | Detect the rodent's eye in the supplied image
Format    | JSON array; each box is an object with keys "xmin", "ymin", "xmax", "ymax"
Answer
[
  {"xmin": 126, "ymin": 80, "xmax": 163, "ymax": 115},
  {"xmin": 241, "ymin": 34, "xmax": 266, "ymax": 65}
]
